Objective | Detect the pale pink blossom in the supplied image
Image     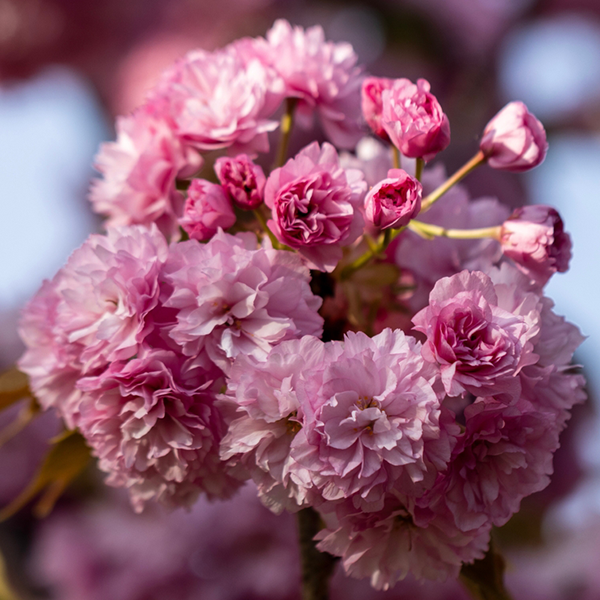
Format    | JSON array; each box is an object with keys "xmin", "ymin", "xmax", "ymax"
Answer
[
  {"xmin": 381, "ymin": 79, "xmax": 450, "ymax": 161},
  {"xmin": 265, "ymin": 142, "xmax": 367, "ymax": 272},
  {"xmin": 163, "ymin": 230, "xmax": 323, "ymax": 371},
  {"xmin": 78, "ymin": 347, "xmax": 240, "ymax": 511},
  {"xmin": 18, "ymin": 225, "xmax": 169, "ymax": 427},
  {"xmin": 261, "ymin": 19, "xmax": 364, "ymax": 149},
  {"xmin": 428, "ymin": 396, "xmax": 560, "ymax": 531},
  {"xmin": 500, "ymin": 205, "xmax": 572, "ymax": 287},
  {"xmin": 214, "ymin": 154, "xmax": 266, "ymax": 210},
  {"xmin": 219, "ymin": 336, "xmax": 334, "ymax": 513},
  {"xmin": 413, "ymin": 270, "xmax": 541, "ymax": 400},
  {"xmin": 290, "ymin": 329, "xmax": 451, "ymax": 512},
  {"xmin": 361, "ymin": 77, "xmax": 394, "ymax": 141},
  {"xmin": 178, "ymin": 179, "xmax": 236, "ymax": 241},
  {"xmin": 364, "ymin": 168, "xmax": 422, "ymax": 230},
  {"xmin": 480, "ymin": 101, "xmax": 547, "ymax": 172},
  {"xmin": 316, "ymin": 497, "xmax": 490, "ymax": 589},
  {"xmin": 89, "ymin": 107, "xmax": 202, "ymax": 240},
  {"xmin": 151, "ymin": 43, "xmax": 283, "ymax": 155}
]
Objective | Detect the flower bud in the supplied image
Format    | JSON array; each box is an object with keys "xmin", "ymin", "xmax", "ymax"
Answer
[
  {"xmin": 179, "ymin": 179, "xmax": 236, "ymax": 241},
  {"xmin": 500, "ymin": 205, "xmax": 571, "ymax": 287},
  {"xmin": 214, "ymin": 154, "xmax": 266, "ymax": 210},
  {"xmin": 381, "ymin": 78, "xmax": 450, "ymax": 161},
  {"xmin": 361, "ymin": 77, "xmax": 394, "ymax": 141},
  {"xmin": 480, "ymin": 101, "xmax": 548, "ymax": 172},
  {"xmin": 365, "ymin": 168, "xmax": 422, "ymax": 230}
]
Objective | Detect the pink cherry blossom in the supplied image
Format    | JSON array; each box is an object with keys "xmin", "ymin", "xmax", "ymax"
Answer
[
  {"xmin": 214, "ymin": 154, "xmax": 266, "ymax": 210},
  {"xmin": 77, "ymin": 347, "xmax": 240, "ymax": 511},
  {"xmin": 163, "ymin": 230, "xmax": 323, "ymax": 371},
  {"xmin": 361, "ymin": 77, "xmax": 394, "ymax": 141},
  {"xmin": 178, "ymin": 179, "xmax": 236, "ymax": 241},
  {"xmin": 480, "ymin": 101, "xmax": 547, "ymax": 172},
  {"xmin": 290, "ymin": 329, "xmax": 451, "ymax": 512},
  {"xmin": 364, "ymin": 168, "xmax": 422, "ymax": 230},
  {"xmin": 260, "ymin": 19, "xmax": 364, "ymax": 149},
  {"xmin": 219, "ymin": 336, "xmax": 335, "ymax": 513},
  {"xmin": 413, "ymin": 270, "xmax": 541, "ymax": 400},
  {"xmin": 264, "ymin": 142, "xmax": 367, "ymax": 272},
  {"xmin": 316, "ymin": 497, "xmax": 490, "ymax": 589},
  {"xmin": 381, "ymin": 79, "xmax": 450, "ymax": 161},
  {"xmin": 427, "ymin": 396, "xmax": 561, "ymax": 531},
  {"xmin": 151, "ymin": 43, "xmax": 283, "ymax": 155},
  {"xmin": 18, "ymin": 225, "xmax": 169, "ymax": 427},
  {"xmin": 89, "ymin": 107, "xmax": 202, "ymax": 240},
  {"xmin": 500, "ymin": 205, "xmax": 572, "ymax": 287}
]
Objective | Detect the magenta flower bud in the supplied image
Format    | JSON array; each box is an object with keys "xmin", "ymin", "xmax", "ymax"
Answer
[
  {"xmin": 178, "ymin": 179, "xmax": 236, "ymax": 241},
  {"xmin": 500, "ymin": 205, "xmax": 572, "ymax": 287},
  {"xmin": 365, "ymin": 168, "xmax": 422, "ymax": 230},
  {"xmin": 361, "ymin": 76, "xmax": 394, "ymax": 141},
  {"xmin": 480, "ymin": 101, "xmax": 548, "ymax": 172},
  {"xmin": 214, "ymin": 154, "xmax": 266, "ymax": 210},
  {"xmin": 381, "ymin": 78, "xmax": 450, "ymax": 161}
]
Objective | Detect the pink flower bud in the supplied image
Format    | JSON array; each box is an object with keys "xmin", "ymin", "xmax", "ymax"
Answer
[
  {"xmin": 361, "ymin": 76, "xmax": 394, "ymax": 141},
  {"xmin": 214, "ymin": 154, "xmax": 266, "ymax": 210},
  {"xmin": 381, "ymin": 78, "xmax": 450, "ymax": 161},
  {"xmin": 500, "ymin": 205, "xmax": 571, "ymax": 287},
  {"xmin": 365, "ymin": 168, "xmax": 422, "ymax": 230},
  {"xmin": 480, "ymin": 101, "xmax": 548, "ymax": 172},
  {"xmin": 179, "ymin": 179, "xmax": 236, "ymax": 241}
]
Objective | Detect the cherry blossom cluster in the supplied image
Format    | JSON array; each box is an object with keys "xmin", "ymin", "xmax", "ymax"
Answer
[{"xmin": 18, "ymin": 18, "xmax": 585, "ymax": 591}]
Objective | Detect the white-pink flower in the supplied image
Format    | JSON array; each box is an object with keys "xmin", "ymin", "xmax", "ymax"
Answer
[
  {"xmin": 290, "ymin": 329, "xmax": 451, "ymax": 512},
  {"xmin": 413, "ymin": 270, "xmax": 541, "ymax": 400},
  {"xmin": 316, "ymin": 497, "xmax": 490, "ymax": 589},
  {"xmin": 261, "ymin": 19, "xmax": 364, "ymax": 149},
  {"xmin": 18, "ymin": 225, "xmax": 169, "ymax": 427},
  {"xmin": 163, "ymin": 230, "xmax": 324, "ymax": 371},
  {"xmin": 265, "ymin": 142, "xmax": 367, "ymax": 272},
  {"xmin": 151, "ymin": 43, "xmax": 283, "ymax": 155},
  {"xmin": 77, "ymin": 347, "xmax": 240, "ymax": 511},
  {"xmin": 89, "ymin": 107, "xmax": 202, "ymax": 240},
  {"xmin": 219, "ymin": 336, "xmax": 334, "ymax": 513}
]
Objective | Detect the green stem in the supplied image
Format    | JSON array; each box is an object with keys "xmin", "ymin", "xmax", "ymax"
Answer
[
  {"xmin": 297, "ymin": 508, "xmax": 338, "ymax": 600},
  {"xmin": 253, "ymin": 209, "xmax": 280, "ymax": 248},
  {"xmin": 274, "ymin": 98, "xmax": 299, "ymax": 169},
  {"xmin": 460, "ymin": 541, "xmax": 514, "ymax": 600},
  {"xmin": 420, "ymin": 150, "xmax": 486, "ymax": 212},
  {"xmin": 408, "ymin": 220, "xmax": 501, "ymax": 240},
  {"xmin": 392, "ymin": 146, "xmax": 401, "ymax": 170},
  {"xmin": 415, "ymin": 157, "xmax": 424, "ymax": 181}
]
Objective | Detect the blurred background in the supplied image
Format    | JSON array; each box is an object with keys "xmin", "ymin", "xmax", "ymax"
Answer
[{"xmin": 0, "ymin": 0, "xmax": 599, "ymax": 598}]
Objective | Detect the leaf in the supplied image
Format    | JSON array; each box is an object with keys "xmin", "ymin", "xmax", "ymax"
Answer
[
  {"xmin": 0, "ymin": 368, "xmax": 30, "ymax": 412},
  {"xmin": 0, "ymin": 550, "xmax": 19, "ymax": 600},
  {"xmin": 460, "ymin": 541, "xmax": 514, "ymax": 600},
  {"xmin": 0, "ymin": 397, "xmax": 40, "ymax": 449},
  {"xmin": 0, "ymin": 429, "xmax": 91, "ymax": 521}
]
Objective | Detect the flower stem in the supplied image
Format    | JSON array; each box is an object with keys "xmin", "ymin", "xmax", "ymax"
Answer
[
  {"xmin": 420, "ymin": 150, "xmax": 486, "ymax": 212},
  {"xmin": 392, "ymin": 146, "xmax": 401, "ymax": 170},
  {"xmin": 297, "ymin": 508, "xmax": 338, "ymax": 600},
  {"xmin": 460, "ymin": 541, "xmax": 514, "ymax": 600},
  {"xmin": 274, "ymin": 98, "xmax": 299, "ymax": 169},
  {"xmin": 408, "ymin": 220, "xmax": 501, "ymax": 240},
  {"xmin": 253, "ymin": 208, "xmax": 281, "ymax": 248},
  {"xmin": 415, "ymin": 157, "xmax": 424, "ymax": 181}
]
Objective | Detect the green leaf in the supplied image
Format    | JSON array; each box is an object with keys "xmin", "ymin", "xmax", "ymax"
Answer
[
  {"xmin": 0, "ymin": 397, "xmax": 40, "ymax": 449},
  {"xmin": 0, "ymin": 368, "xmax": 30, "ymax": 412},
  {"xmin": 0, "ymin": 429, "xmax": 91, "ymax": 521},
  {"xmin": 0, "ymin": 550, "xmax": 19, "ymax": 600},
  {"xmin": 460, "ymin": 541, "xmax": 514, "ymax": 600}
]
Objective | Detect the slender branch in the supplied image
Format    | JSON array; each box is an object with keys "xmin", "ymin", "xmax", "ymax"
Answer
[
  {"xmin": 420, "ymin": 150, "xmax": 486, "ymax": 212},
  {"xmin": 392, "ymin": 146, "xmax": 401, "ymax": 170},
  {"xmin": 408, "ymin": 220, "xmax": 501, "ymax": 241},
  {"xmin": 415, "ymin": 157, "xmax": 424, "ymax": 181},
  {"xmin": 297, "ymin": 508, "xmax": 338, "ymax": 600},
  {"xmin": 253, "ymin": 208, "xmax": 281, "ymax": 248},
  {"xmin": 274, "ymin": 98, "xmax": 299, "ymax": 169}
]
